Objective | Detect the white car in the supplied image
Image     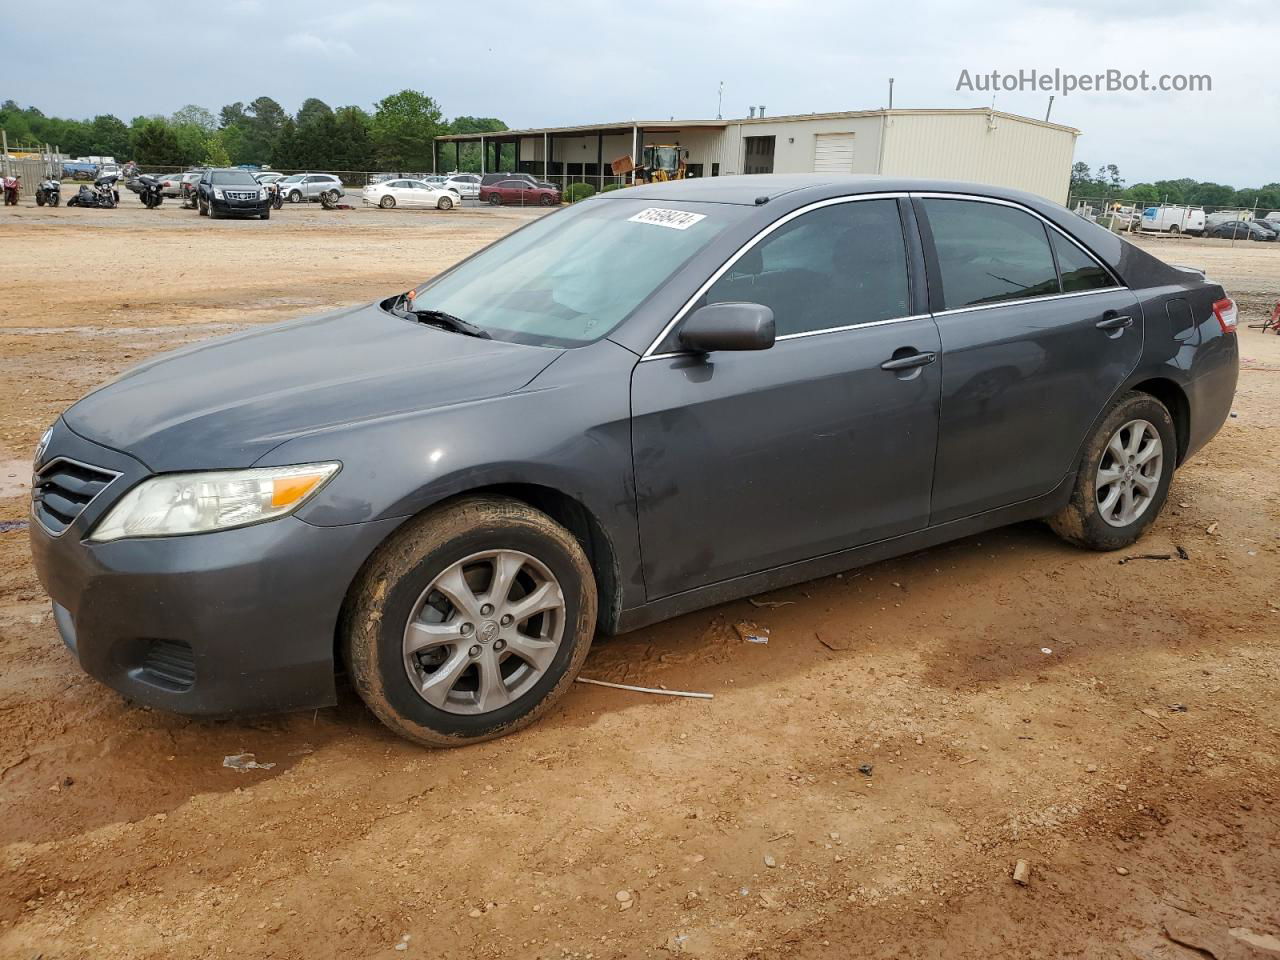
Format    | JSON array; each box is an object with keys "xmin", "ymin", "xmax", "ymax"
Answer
[
  {"xmin": 442, "ymin": 174, "xmax": 481, "ymax": 199},
  {"xmin": 362, "ymin": 178, "xmax": 458, "ymax": 210}
]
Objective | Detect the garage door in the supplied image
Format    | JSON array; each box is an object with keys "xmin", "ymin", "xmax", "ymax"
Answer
[{"xmin": 813, "ymin": 133, "xmax": 855, "ymax": 173}]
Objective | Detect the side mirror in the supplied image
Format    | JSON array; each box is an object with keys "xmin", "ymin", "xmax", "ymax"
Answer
[{"xmin": 679, "ymin": 302, "xmax": 775, "ymax": 353}]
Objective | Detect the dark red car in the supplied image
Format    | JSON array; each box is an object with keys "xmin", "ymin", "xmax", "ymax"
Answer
[{"xmin": 480, "ymin": 179, "xmax": 560, "ymax": 207}]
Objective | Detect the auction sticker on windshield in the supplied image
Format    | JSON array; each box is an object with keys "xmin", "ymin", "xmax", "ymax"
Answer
[{"xmin": 628, "ymin": 208, "xmax": 707, "ymax": 230}]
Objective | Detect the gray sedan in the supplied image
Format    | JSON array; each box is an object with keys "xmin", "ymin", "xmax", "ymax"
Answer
[{"xmin": 29, "ymin": 175, "xmax": 1239, "ymax": 747}]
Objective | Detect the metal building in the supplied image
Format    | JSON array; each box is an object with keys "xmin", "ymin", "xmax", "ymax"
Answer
[{"xmin": 434, "ymin": 108, "xmax": 1079, "ymax": 204}]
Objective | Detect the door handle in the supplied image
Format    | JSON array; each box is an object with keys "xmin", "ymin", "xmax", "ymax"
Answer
[
  {"xmin": 880, "ymin": 351, "xmax": 937, "ymax": 371},
  {"xmin": 1096, "ymin": 313, "xmax": 1134, "ymax": 331}
]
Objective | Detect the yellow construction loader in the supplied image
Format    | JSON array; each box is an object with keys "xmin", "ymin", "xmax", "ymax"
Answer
[{"xmin": 611, "ymin": 144, "xmax": 687, "ymax": 184}]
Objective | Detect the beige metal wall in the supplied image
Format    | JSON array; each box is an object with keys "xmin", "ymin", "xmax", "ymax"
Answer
[
  {"xmin": 878, "ymin": 111, "xmax": 1077, "ymax": 204},
  {"xmin": 719, "ymin": 114, "xmax": 885, "ymax": 177}
]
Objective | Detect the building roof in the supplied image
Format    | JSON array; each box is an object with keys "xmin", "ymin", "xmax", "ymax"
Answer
[{"xmin": 434, "ymin": 108, "xmax": 1080, "ymax": 141}]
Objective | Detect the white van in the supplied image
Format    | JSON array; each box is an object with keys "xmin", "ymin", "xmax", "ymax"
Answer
[{"xmin": 1139, "ymin": 205, "xmax": 1205, "ymax": 235}]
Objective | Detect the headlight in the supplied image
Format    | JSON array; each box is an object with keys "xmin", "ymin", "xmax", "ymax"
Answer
[
  {"xmin": 213, "ymin": 187, "xmax": 224, "ymax": 199},
  {"xmin": 89, "ymin": 462, "xmax": 340, "ymax": 542}
]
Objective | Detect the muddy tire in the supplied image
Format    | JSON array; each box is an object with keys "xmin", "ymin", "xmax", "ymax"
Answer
[
  {"xmin": 343, "ymin": 496, "xmax": 597, "ymax": 747},
  {"xmin": 1047, "ymin": 391, "xmax": 1177, "ymax": 551}
]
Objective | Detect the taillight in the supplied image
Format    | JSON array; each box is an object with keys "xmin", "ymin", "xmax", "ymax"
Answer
[{"xmin": 1212, "ymin": 297, "xmax": 1238, "ymax": 334}]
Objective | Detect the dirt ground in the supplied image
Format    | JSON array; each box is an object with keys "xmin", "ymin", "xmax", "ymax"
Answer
[{"xmin": 1, "ymin": 202, "xmax": 1277, "ymax": 960}]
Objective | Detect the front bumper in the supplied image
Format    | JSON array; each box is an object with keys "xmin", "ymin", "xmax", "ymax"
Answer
[
  {"xmin": 210, "ymin": 195, "xmax": 270, "ymax": 215},
  {"xmin": 28, "ymin": 420, "xmax": 403, "ymax": 716}
]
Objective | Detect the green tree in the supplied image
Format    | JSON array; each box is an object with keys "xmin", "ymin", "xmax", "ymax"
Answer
[
  {"xmin": 201, "ymin": 133, "xmax": 231, "ymax": 167},
  {"xmin": 89, "ymin": 115, "xmax": 131, "ymax": 157},
  {"xmin": 131, "ymin": 119, "xmax": 184, "ymax": 165},
  {"xmin": 171, "ymin": 104, "xmax": 216, "ymax": 132},
  {"xmin": 331, "ymin": 106, "xmax": 375, "ymax": 168},
  {"xmin": 296, "ymin": 97, "xmax": 333, "ymax": 127},
  {"xmin": 241, "ymin": 96, "xmax": 288, "ymax": 164},
  {"xmin": 372, "ymin": 89, "xmax": 444, "ymax": 169},
  {"xmin": 1122, "ymin": 183, "xmax": 1159, "ymax": 203},
  {"xmin": 219, "ymin": 102, "xmax": 247, "ymax": 128}
]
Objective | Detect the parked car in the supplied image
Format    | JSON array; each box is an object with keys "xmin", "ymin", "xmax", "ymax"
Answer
[
  {"xmin": 28, "ymin": 175, "xmax": 1239, "ymax": 747},
  {"xmin": 362, "ymin": 178, "xmax": 458, "ymax": 210},
  {"xmin": 1247, "ymin": 219, "xmax": 1279, "ymax": 240},
  {"xmin": 1207, "ymin": 220, "xmax": 1271, "ymax": 240},
  {"xmin": 479, "ymin": 178, "xmax": 561, "ymax": 206},
  {"xmin": 196, "ymin": 167, "xmax": 271, "ymax": 219},
  {"xmin": 1138, "ymin": 205, "xmax": 1205, "ymax": 235},
  {"xmin": 480, "ymin": 172, "xmax": 557, "ymax": 190},
  {"xmin": 443, "ymin": 174, "xmax": 481, "ymax": 199},
  {"xmin": 1205, "ymin": 210, "xmax": 1251, "ymax": 231},
  {"xmin": 254, "ymin": 171, "xmax": 285, "ymax": 186},
  {"xmin": 277, "ymin": 173, "xmax": 344, "ymax": 204}
]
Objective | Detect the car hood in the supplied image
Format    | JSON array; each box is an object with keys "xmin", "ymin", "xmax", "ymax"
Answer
[{"xmin": 63, "ymin": 302, "xmax": 562, "ymax": 472}]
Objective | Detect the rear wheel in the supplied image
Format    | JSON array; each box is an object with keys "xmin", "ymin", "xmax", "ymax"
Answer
[
  {"xmin": 488, "ymin": 193, "xmax": 502, "ymax": 206},
  {"xmin": 1169, "ymin": 224, "xmax": 1180, "ymax": 236},
  {"xmin": 1047, "ymin": 392, "xmax": 1176, "ymax": 551},
  {"xmin": 380, "ymin": 195, "xmax": 396, "ymax": 209},
  {"xmin": 343, "ymin": 496, "xmax": 597, "ymax": 747}
]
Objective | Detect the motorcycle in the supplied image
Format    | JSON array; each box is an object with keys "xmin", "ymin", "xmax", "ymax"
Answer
[
  {"xmin": 35, "ymin": 177, "xmax": 61, "ymax": 207},
  {"xmin": 267, "ymin": 182, "xmax": 284, "ymax": 210},
  {"xmin": 66, "ymin": 173, "xmax": 120, "ymax": 209},
  {"xmin": 136, "ymin": 173, "xmax": 164, "ymax": 209},
  {"xmin": 2, "ymin": 175, "xmax": 19, "ymax": 206}
]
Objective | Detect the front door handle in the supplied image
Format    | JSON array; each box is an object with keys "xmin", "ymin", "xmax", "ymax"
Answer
[
  {"xmin": 1096, "ymin": 312, "xmax": 1134, "ymax": 331},
  {"xmin": 880, "ymin": 351, "xmax": 937, "ymax": 371}
]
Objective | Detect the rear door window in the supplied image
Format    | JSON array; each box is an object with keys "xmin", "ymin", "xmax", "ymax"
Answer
[
  {"xmin": 922, "ymin": 199, "xmax": 1060, "ymax": 309},
  {"xmin": 1049, "ymin": 231, "xmax": 1114, "ymax": 292}
]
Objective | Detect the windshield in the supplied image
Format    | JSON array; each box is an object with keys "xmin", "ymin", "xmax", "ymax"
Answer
[
  {"xmin": 410, "ymin": 198, "xmax": 748, "ymax": 347},
  {"xmin": 211, "ymin": 170, "xmax": 258, "ymax": 185}
]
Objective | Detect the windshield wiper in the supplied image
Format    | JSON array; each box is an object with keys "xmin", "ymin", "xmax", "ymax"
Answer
[{"xmin": 411, "ymin": 309, "xmax": 492, "ymax": 339}]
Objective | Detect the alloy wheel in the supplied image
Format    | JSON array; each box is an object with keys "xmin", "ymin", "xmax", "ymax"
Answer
[
  {"xmin": 402, "ymin": 550, "xmax": 566, "ymax": 714},
  {"xmin": 1095, "ymin": 418, "xmax": 1163, "ymax": 527}
]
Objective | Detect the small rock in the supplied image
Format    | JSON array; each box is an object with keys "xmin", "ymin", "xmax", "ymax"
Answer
[
  {"xmin": 1116, "ymin": 866, "xmax": 1129, "ymax": 876},
  {"xmin": 616, "ymin": 890, "xmax": 632, "ymax": 903},
  {"xmin": 857, "ymin": 763, "xmax": 873, "ymax": 776},
  {"xmin": 620, "ymin": 899, "xmax": 634, "ymax": 911},
  {"xmin": 1085, "ymin": 763, "xmax": 1098, "ymax": 773},
  {"xmin": 395, "ymin": 945, "xmax": 408, "ymax": 952},
  {"xmin": 763, "ymin": 854, "xmax": 777, "ymax": 869},
  {"xmin": 468, "ymin": 908, "xmax": 483, "ymax": 919},
  {"xmin": 1012, "ymin": 860, "xmax": 1031, "ymax": 885},
  {"xmin": 1206, "ymin": 521, "xmax": 1219, "ymax": 535}
]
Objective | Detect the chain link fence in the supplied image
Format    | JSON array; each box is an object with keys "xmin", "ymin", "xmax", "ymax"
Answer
[{"xmin": 1068, "ymin": 194, "xmax": 1279, "ymax": 241}]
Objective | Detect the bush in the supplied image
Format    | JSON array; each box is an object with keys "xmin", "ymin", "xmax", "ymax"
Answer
[
  {"xmin": 564, "ymin": 182, "xmax": 596, "ymax": 203},
  {"xmin": 601, "ymin": 183, "xmax": 628, "ymax": 193}
]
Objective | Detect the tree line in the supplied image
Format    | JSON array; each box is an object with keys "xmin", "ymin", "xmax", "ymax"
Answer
[
  {"xmin": 0, "ymin": 92, "xmax": 508, "ymax": 172},
  {"xmin": 1070, "ymin": 162, "xmax": 1280, "ymax": 211}
]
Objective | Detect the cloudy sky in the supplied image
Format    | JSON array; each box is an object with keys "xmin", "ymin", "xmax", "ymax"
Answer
[{"xmin": 3, "ymin": 0, "xmax": 1276, "ymax": 186}]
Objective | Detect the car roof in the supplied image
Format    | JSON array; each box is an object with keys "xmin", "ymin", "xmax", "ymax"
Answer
[{"xmin": 607, "ymin": 173, "xmax": 1061, "ymax": 208}]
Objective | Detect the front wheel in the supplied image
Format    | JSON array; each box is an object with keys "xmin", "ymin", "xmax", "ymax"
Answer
[
  {"xmin": 1168, "ymin": 224, "xmax": 1180, "ymax": 235},
  {"xmin": 288, "ymin": 190, "xmax": 302, "ymax": 203},
  {"xmin": 343, "ymin": 496, "xmax": 597, "ymax": 747},
  {"xmin": 50, "ymin": 194, "xmax": 59, "ymax": 207},
  {"xmin": 437, "ymin": 195, "xmax": 453, "ymax": 210},
  {"xmin": 35, "ymin": 192, "xmax": 45, "ymax": 207},
  {"xmin": 1047, "ymin": 392, "xmax": 1176, "ymax": 551},
  {"xmin": 538, "ymin": 193, "xmax": 554, "ymax": 206}
]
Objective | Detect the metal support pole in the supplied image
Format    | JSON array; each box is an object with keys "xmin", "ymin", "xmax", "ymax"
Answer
[
  {"xmin": 544, "ymin": 132, "xmax": 548, "ymax": 182},
  {"xmin": 597, "ymin": 134, "xmax": 603, "ymax": 190},
  {"xmin": 480, "ymin": 135, "xmax": 485, "ymax": 175},
  {"xmin": 432, "ymin": 140, "xmax": 437, "ymax": 175},
  {"xmin": 631, "ymin": 124, "xmax": 638, "ymax": 184}
]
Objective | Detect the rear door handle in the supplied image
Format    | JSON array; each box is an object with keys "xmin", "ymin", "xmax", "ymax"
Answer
[
  {"xmin": 880, "ymin": 351, "xmax": 937, "ymax": 371},
  {"xmin": 1096, "ymin": 313, "xmax": 1134, "ymax": 331}
]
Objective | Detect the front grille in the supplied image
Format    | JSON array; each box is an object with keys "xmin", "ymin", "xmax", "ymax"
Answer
[
  {"xmin": 32, "ymin": 458, "xmax": 119, "ymax": 535},
  {"xmin": 227, "ymin": 191, "xmax": 257, "ymax": 201},
  {"xmin": 140, "ymin": 639, "xmax": 197, "ymax": 691}
]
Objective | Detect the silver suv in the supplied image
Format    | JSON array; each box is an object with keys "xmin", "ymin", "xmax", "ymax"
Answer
[{"xmin": 278, "ymin": 173, "xmax": 344, "ymax": 204}]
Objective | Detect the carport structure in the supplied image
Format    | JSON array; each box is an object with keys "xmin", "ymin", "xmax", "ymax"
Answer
[{"xmin": 432, "ymin": 119, "xmax": 729, "ymax": 191}]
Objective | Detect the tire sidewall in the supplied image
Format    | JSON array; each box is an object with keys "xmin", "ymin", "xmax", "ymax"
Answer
[
  {"xmin": 350, "ymin": 502, "xmax": 595, "ymax": 744},
  {"xmin": 1073, "ymin": 394, "xmax": 1177, "ymax": 549}
]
